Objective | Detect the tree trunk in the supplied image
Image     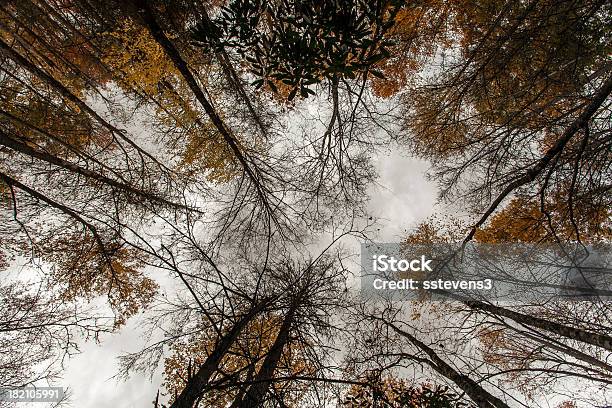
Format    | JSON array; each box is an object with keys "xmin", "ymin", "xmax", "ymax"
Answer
[
  {"xmin": 0, "ymin": 130, "xmax": 183, "ymax": 209},
  {"xmin": 382, "ymin": 319, "xmax": 511, "ymax": 408},
  {"xmin": 231, "ymin": 304, "xmax": 297, "ymax": 408},
  {"xmin": 171, "ymin": 302, "xmax": 268, "ymax": 408},
  {"xmin": 134, "ymin": 0, "xmax": 267, "ymax": 203},
  {"xmin": 464, "ymin": 75, "xmax": 612, "ymax": 242},
  {"xmin": 0, "ymin": 36, "xmax": 166, "ymax": 169},
  {"xmin": 464, "ymin": 299, "xmax": 612, "ymax": 352}
]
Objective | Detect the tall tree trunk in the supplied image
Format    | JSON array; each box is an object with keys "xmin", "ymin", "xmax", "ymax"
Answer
[
  {"xmin": 231, "ymin": 303, "xmax": 297, "ymax": 408},
  {"xmin": 464, "ymin": 75, "xmax": 612, "ymax": 242},
  {"xmin": 170, "ymin": 302, "xmax": 268, "ymax": 408},
  {"xmin": 463, "ymin": 299, "xmax": 612, "ymax": 352},
  {"xmin": 379, "ymin": 318, "xmax": 511, "ymax": 408},
  {"xmin": 0, "ymin": 37, "xmax": 167, "ymax": 170},
  {"xmin": 515, "ymin": 325, "xmax": 612, "ymax": 373},
  {"xmin": 133, "ymin": 0, "xmax": 270, "ymax": 211},
  {"xmin": 0, "ymin": 130, "xmax": 185, "ymax": 210}
]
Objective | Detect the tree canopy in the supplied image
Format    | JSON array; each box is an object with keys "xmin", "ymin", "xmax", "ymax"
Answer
[{"xmin": 0, "ymin": 0, "xmax": 610, "ymax": 407}]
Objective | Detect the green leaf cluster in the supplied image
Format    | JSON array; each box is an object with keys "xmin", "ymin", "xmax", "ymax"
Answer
[{"xmin": 192, "ymin": 0, "xmax": 402, "ymax": 99}]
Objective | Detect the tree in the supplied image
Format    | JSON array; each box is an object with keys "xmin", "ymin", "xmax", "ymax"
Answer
[
  {"xmin": 343, "ymin": 376, "xmax": 469, "ymax": 407},
  {"xmin": 163, "ymin": 313, "xmax": 315, "ymax": 407},
  {"xmin": 398, "ymin": 0, "xmax": 611, "ymax": 246},
  {"xmin": 1, "ymin": 1, "xmax": 610, "ymax": 407},
  {"xmin": 369, "ymin": 0, "xmax": 455, "ymax": 98},
  {"xmin": 192, "ymin": 0, "xmax": 403, "ymax": 100},
  {"xmin": 473, "ymin": 194, "xmax": 611, "ymax": 244},
  {"xmin": 386, "ymin": 5, "xmax": 612, "ymax": 400},
  {"xmin": 159, "ymin": 251, "xmax": 351, "ymax": 408},
  {"xmin": 0, "ymin": 0, "xmax": 202, "ymax": 387},
  {"xmin": 99, "ymin": 17, "xmax": 239, "ymax": 182},
  {"xmin": 395, "ymin": 220, "xmax": 612, "ymax": 404},
  {"xmin": 0, "ymin": 279, "xmax": 116, "ymax": 388}
]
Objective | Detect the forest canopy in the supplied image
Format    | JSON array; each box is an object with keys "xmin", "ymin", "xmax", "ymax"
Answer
[{"xmin": 0, "ymin": 0, "xmax": 610, "ymax": 407}]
